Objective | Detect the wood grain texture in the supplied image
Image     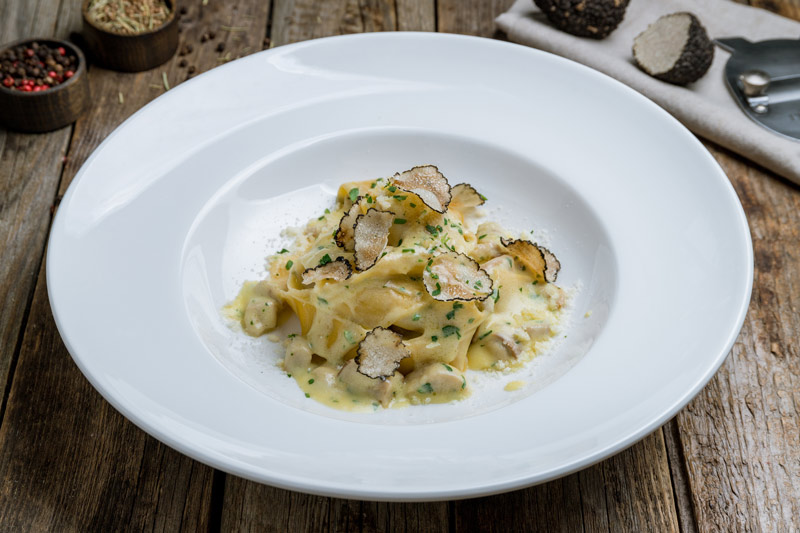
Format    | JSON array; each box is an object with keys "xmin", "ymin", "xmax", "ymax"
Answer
[
  {"xmin": 675, "ymin": 143, "xmax": 800, "ymax": 532},
  {"xmin": 0, "ymin": 0, "xmax": 76, "ymax": 425},
  {"xmin": 0, "ymin": 0, "xmax": 271, "ymax": 530},
  {"xmin": 452, "ymin": 431, "xmax": 679, "ymax": 533}
]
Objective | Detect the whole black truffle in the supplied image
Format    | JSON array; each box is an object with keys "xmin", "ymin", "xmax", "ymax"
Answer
[
  {"xmin": 633, "ymin": 12, "xmax": 714, "ymax": 85},
  {"xmin": 533, "ymin": 0, "xmax": 630, "ymax": 39}
]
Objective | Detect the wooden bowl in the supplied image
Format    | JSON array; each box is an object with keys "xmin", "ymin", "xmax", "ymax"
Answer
[
  {"xmin": 81, "ymin": 0, "xmax": 178, "ymax": 72},
  {"xmin": 0, "ymin": 38, "xmax": 90, "ymax": 133}
]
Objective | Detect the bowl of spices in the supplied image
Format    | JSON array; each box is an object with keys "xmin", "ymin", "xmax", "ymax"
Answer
[
  {"xmin": 82, "ymin": 0, "xmax": 178, "ymax": 72},
  {"xmin": 0, "ymin": 39, "xmax": 90, "ymax": 133}
]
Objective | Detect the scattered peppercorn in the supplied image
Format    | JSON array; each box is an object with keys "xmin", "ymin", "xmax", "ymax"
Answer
[
  {"xmin": 200, "ymin": 33, "xmax": 208, "ymax": 43},
  {"xmin": 178, "ymin": 6, "xmax": 187, "ymax": 16},
  {"xmin": 178, "ymin": 58, "xmax": 187, "ymax": 67},
  {"xmin": 0, "ymin": 41, "xmax": 78, "ymax": 92},
  {"xmin": 187, "ymin": 65, "xmax": 196, "ymax": 74},
  {"xmin": 216, "ymin": 42, "xmax": 225, "ymax": 52},
  {"xmin": 208, "ymin": 31, "xmax": 216, "ymax": 39}
]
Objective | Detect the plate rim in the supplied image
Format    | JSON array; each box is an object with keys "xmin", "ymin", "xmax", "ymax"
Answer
[{"xmin": 46, "ymin": 31, "xmax": 754, "ymax": 501}]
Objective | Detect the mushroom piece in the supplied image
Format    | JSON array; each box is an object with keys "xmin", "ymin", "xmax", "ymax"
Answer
[
  {"xmin": 284, "ymin": 337, "xmax": 313, "ymax": 373},
  {"xmin": 390, "ymin": 165, "xmax": 452, "ymax": 213},
  {"xmin": 483, "ymin": 331, "xmax": 523, "ymax": 361},
  {"xmin": 633, "ymin": 12, "xmax": 714, "ymax": 86},
  {"xmin": 353, "ymin": 208, "xmax": 395, "ymax": 271},
  {"xmin": 423, "ymin": 251, "xmax": 493, "ymax": 301},
  {"xmin": 301, "ymin": 257, "xmax": 352, "ymax": 285},
  {"xmin": 242, "ymin": 281, "xmax": 282, "ymax": 336},
  {"xmin": 338, "ymin": 359, "xmax": 398, "ymax": 407},
  {"xmin": 500, "ymin": 238, "xmax": 561, "ymax": 283},
  {"xmin": 355, "ymin": 327, "xmax": 410, "ymax": 379},
  {"xmin": 524, "ymin": 321, "xmax": 553, "ymax": 341},
  {"xmin": 405, "ymin": 362, "xmax": 467, "ymax": 396}
]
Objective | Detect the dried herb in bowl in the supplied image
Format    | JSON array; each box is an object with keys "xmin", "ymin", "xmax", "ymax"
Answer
[{"xmin": 86, "ymin": 0, "xmax": 172, "ymax": 35}]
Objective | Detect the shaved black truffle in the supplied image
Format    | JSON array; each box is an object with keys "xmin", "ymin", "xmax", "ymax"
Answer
[
  {"xmin": 534, "ymin": 0, "xmax": 630, "ymax": 39},
  {"xmin": 633, "ymin": 12, "xmax": 713, "ymax": 86},
  {"xmin": 355, "ymin": 327, "xmax": 410, "ymax": 380}
]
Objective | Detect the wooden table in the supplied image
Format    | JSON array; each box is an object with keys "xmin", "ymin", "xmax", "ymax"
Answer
[{"xmin": 1, "ymin": 0, "xmax": 798, "ymax": 530}]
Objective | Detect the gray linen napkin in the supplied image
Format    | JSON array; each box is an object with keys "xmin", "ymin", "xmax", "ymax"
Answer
[{"xmin": 496, "ymin": 0, "xmax": 800, "ymax": 185}]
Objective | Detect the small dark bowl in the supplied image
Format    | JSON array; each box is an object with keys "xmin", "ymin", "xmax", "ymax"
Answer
[
  {"xmin": 82, "ymin": 0, "xmax": 178, "ymax": 72},
  {"xmin": 0, "ymin": 38, "xmax": 90, "ymax": 133}
]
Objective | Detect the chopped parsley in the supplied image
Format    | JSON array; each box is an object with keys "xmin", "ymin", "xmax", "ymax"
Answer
[
  {"xmin": 478, "ymin": 234, "xmax": 487, "ymax": 240},
  {"xmin": 285, "ymin": 260, "xmax": 293, "ymax": 270},
  {"xmin": 308, "ymin": 378, "xmax": 315, "ymax": 384},
  {"xmin": 343, "ymin": 330, "xmax": 356, "ymax": 344},
  {"xmin": 277, "ymin": 248, "xmax": 290, "ymax": 254},
  {"xmin": 409, "ymin": 202, "xmax": 417, "ymax": 208},
  {"xmin": 492, "ymin": 287, "xmax": 501, "ymax": 303},
  {"xmin": 412, "ymin": 313, "xmax": 421, "ymax": 321},
  {"xmin": 402, "ymin": 248, "xmax": 415, "ymax": 253},
  {"xmin": 431, "ymin": 335, "xmax": 438, "ymax": 342},
  {"xmin": 317, "ymin": 297, "xmax": 329, "ymax": 305},
  {"xmin": 431, "ymin": 282, "xmax": 441, "ymax": 297},
  {"xmin": 387, "ymin": 185, "xmax": 397, "ymax": 192},
  {"xmin": 394, "ymin": 218, "xmax": 407, "ymax": 225},
  {"xmin": 392, "ymin": 195, "xmax": 407, "ymax": 201},
  {"xmin": 319, "ymin": 254, "xmax": 332, "ymax": 266},
  {"xmin": 478, "ymin": 330, "xmax": 492, "ymax": 340},
  {"xmin": 442, "ymin": 325, "xmax": 461, "ymax": 339},
  {"xmin": 425, "ymin": 224, "xmax": 440, "ymax": 237},
  {"xmin": 442, "ymin": 363, "xmax": 453, "ymax": 372},
  {"xmin": 348, "ymin": 187, "xmax": 359, "ymax": 203}
]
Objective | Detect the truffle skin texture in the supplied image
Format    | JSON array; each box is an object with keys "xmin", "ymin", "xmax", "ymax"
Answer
[
  {"xmin": 533, "ymin": 0, "xmax": 630, "ymax": 39},
  {"xmin": 355, "ymin": 327, "xmax": 410, "ymax": 380},
  {"xmin": 633, "ymin": 12, "xmax": 714, "ymax": 85},
  {"xmin": 301, "ymin": 258, "xmax": 352, "ymax": 284}
]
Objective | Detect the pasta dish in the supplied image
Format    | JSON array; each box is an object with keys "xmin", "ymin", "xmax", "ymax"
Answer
[{"xmin": 225, "ymin": 165, "xmax": 567, "ymax": 410}]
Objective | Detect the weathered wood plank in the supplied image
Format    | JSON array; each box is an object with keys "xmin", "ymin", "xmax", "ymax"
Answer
[
  {"xmin": 452, "ymin": 431, "xmax": 678, "ymax": 533},
  {"xmin": 0, "ymin": 0, "xmax": 271, "ymax": 530},
  {"xmin": 0, "ymin": 0, "xmax": 78, "ymax": 425},
  {"xmin": 675, "ymin": 143, "xmax": 800, "ymax": 532},
  {"xmin": 749, "ymin": 0, "xmax": 800, "ymax": 18},
  {"xmin": 396, "ymin": 0, "xmax": 436, "ymax": 31},
  {"xmin": 437, "ymin": 0, "xmax": 514, "ymax": 37}
]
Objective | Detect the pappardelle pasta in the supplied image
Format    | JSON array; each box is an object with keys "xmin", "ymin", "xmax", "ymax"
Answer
[{"xmin": 225, "ymin": 166, "xmax": 567, "ymax": 411}]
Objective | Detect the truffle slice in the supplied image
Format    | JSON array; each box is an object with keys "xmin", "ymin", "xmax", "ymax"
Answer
[
  {"xmin": 390, "ymin": 165, "xmax": 451, "ymax": 213},
  {"xmin": 335, "ymin": 198, "xmax": 362, "ymax": 251},
  {"xmin": 500, "ymin": 238, "xmax": 561, "ymax": 283},
  {"xmin": 534, "ymin": 0, "xmax": 630, "ymax": 39},
  {"xmin": 423, "ymin": 251, "xmax": 493, "ymax": 301},
  {"xmin": 353, "ymin": 208, "xmax": 395, "ymax": 271},
  {"xmin": 301, "ymin": 258, "xmax": 352, "ymax": 285},
  {"xmin": 450, "ymin": 183, "xmax": 485, "ymax": 209},
  {"xmin": 355, "ymin": 327, "xmax": 410, "ymax": 379},
  {"xmin": 632, "ymin": 12, "xmax": 714, "ymax": 85}
]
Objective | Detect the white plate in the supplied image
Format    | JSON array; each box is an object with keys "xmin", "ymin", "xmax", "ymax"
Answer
[{"xmin": 47, "ymin": 33, "xmax": 752, "ymax": 501}]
